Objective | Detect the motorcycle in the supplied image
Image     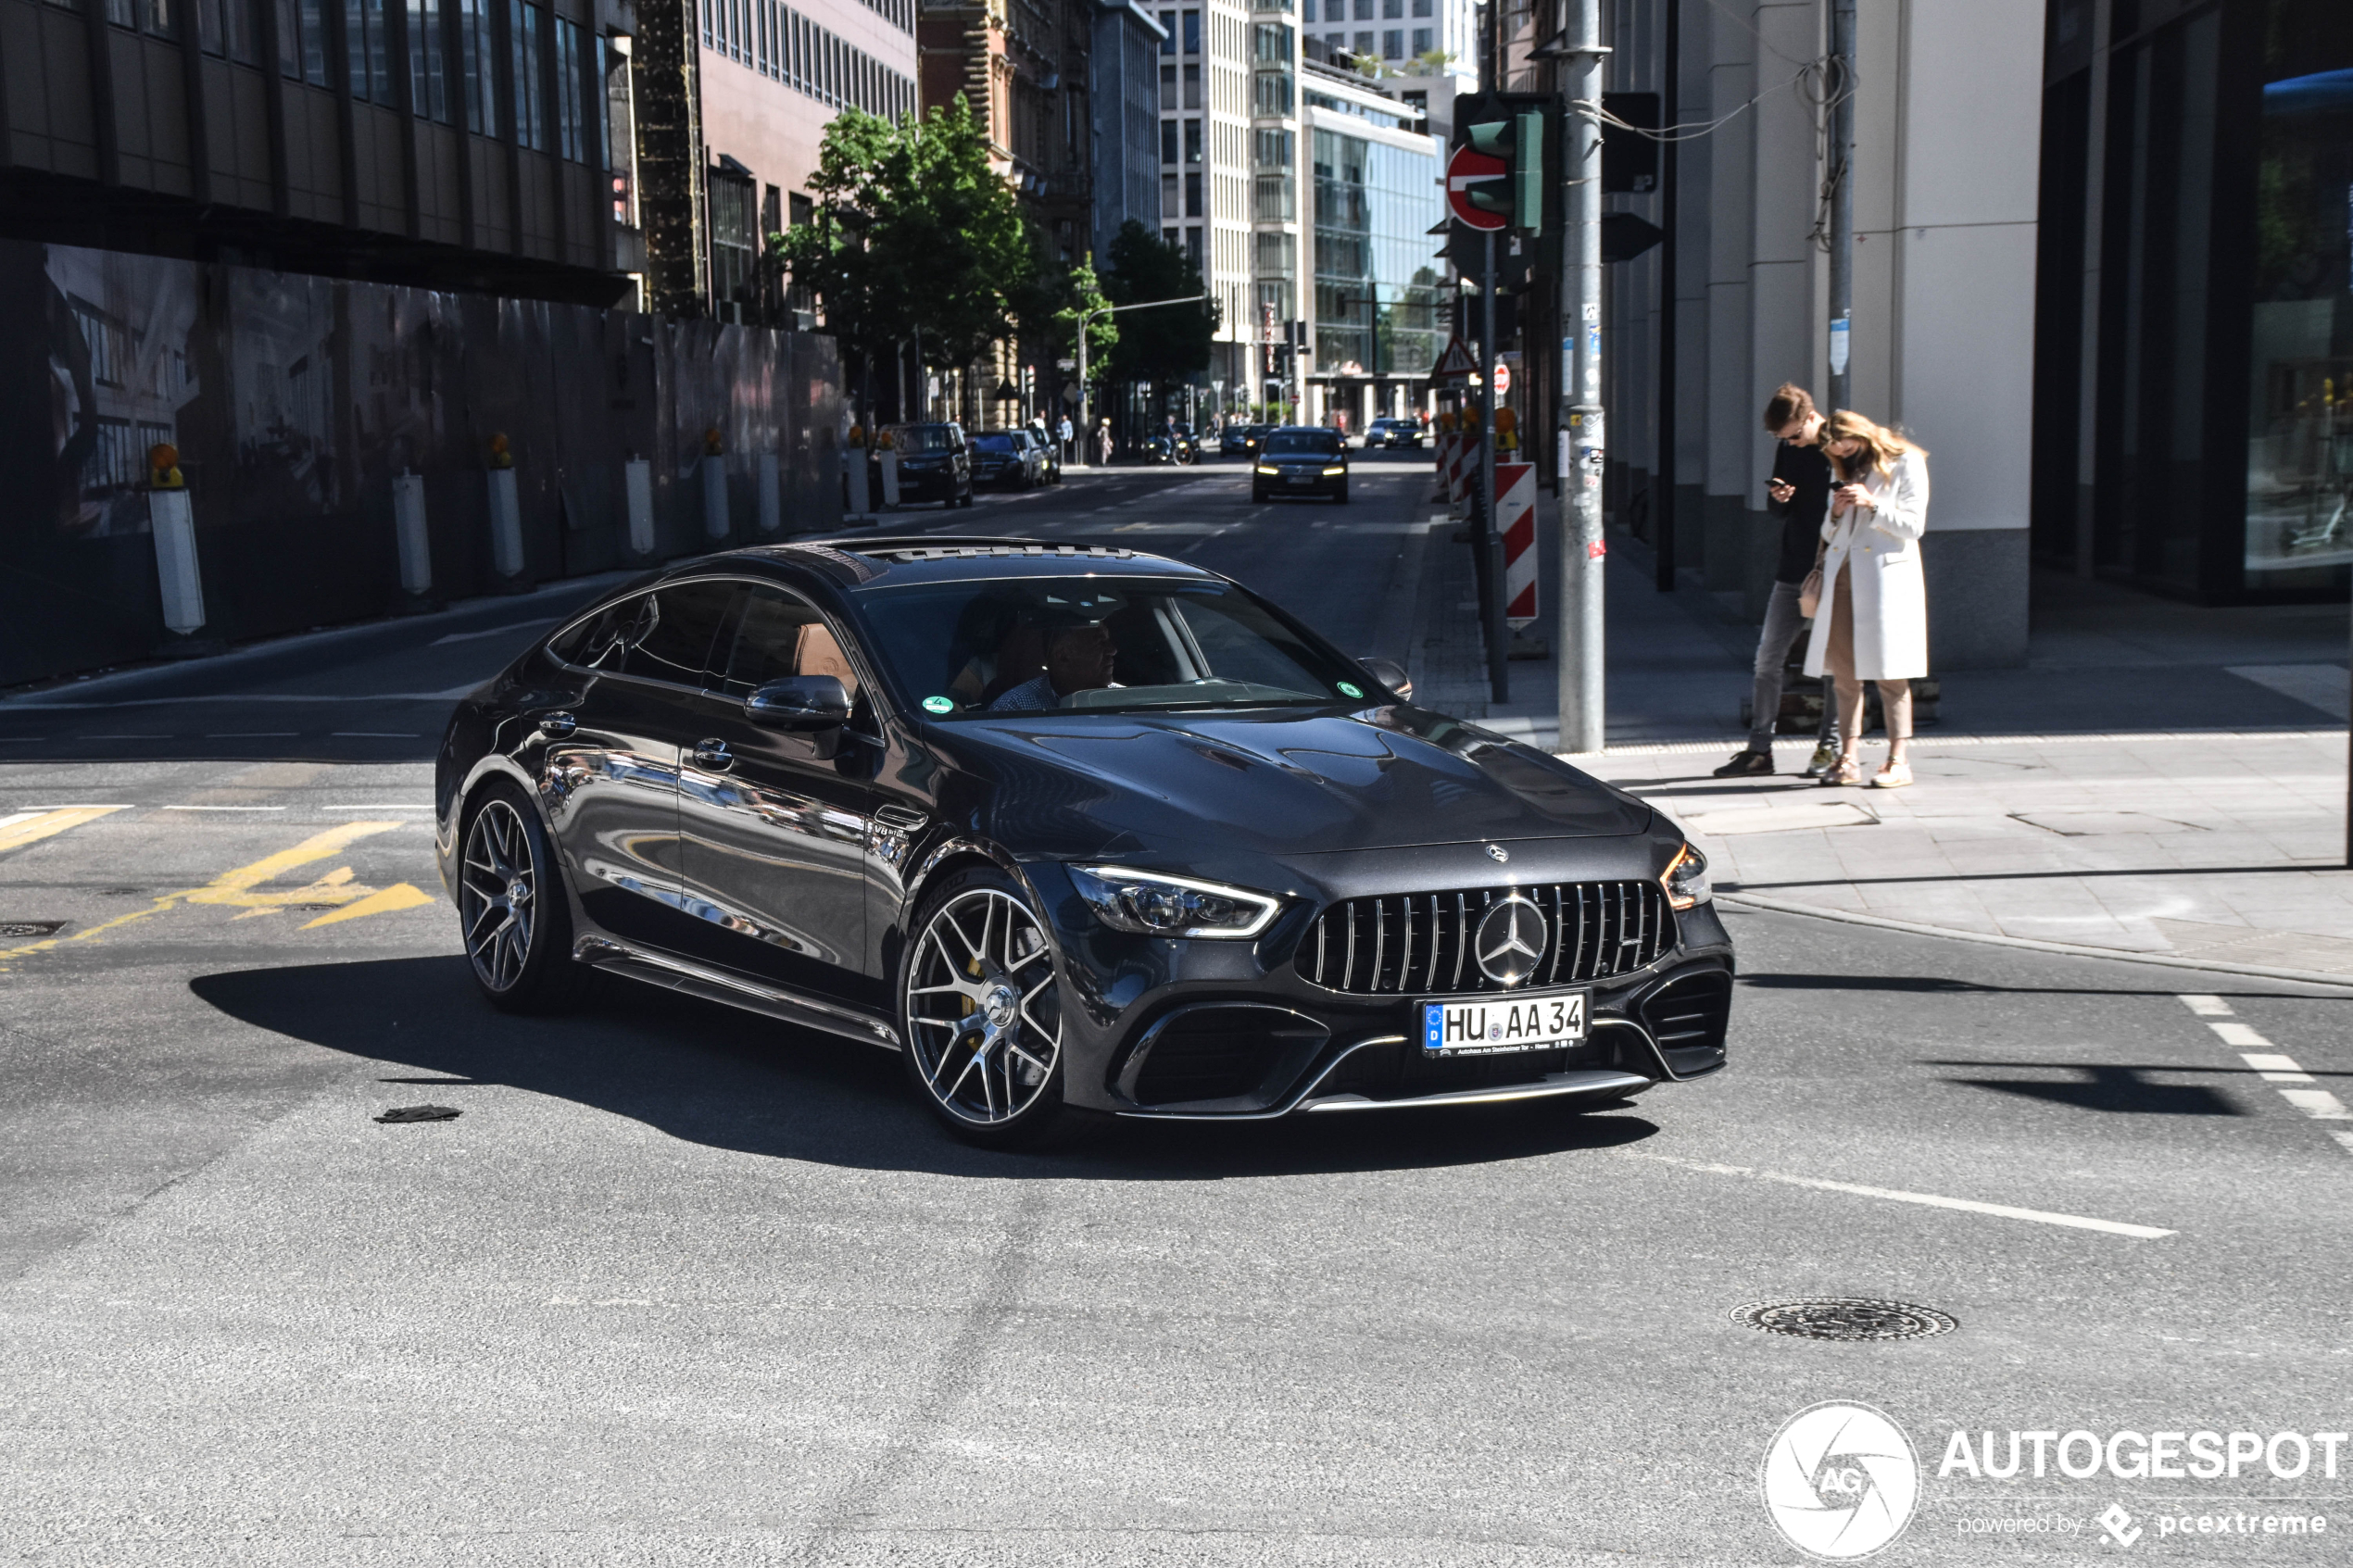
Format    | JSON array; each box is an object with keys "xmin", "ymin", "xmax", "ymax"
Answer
[{"xmin": 1144, "ymin": 429, "xmax": 1198, "ymax": 466}]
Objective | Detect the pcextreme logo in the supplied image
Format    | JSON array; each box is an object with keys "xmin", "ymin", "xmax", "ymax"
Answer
[{"xmin": 1761, "ymin": 1400, "xmax": 1921, "ymax": 1560}]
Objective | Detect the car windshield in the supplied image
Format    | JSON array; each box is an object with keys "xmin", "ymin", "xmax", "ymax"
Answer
[
  {"xmin": 858, "ymin": 577, "xmax": 1373, "ymax": 718},
  {"xmin": 895, "ymin": 425, "xmax": 958, "ymax": 454},
  {"xmin": 974, "ymin": 433, "xmax": 1016, "ymax": 453},
  {"xmin": 1263, "ymin": 430, "xmax": 1341, "ymax": 456}
]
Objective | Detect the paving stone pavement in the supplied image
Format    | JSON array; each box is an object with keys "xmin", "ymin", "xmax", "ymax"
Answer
[{"xmin": 1401, "ymin": 490, "xmax": 2353, "ymax": 984}]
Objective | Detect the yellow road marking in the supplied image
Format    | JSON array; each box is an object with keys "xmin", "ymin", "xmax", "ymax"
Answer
[
  {"xmin": 0, "ymin": 806, "xmax": 130, "ymax": 855},
  {"xmin": 302, "ymin": 882, "xmax": 435, "ymax": 928},
  {"xmin": 0, "ymin": 821, "xmax": 414, "ymax": 964}
]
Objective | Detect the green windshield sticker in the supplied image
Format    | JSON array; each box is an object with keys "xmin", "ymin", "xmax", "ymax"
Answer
[
  {"xmin": 922, "ymin": 695, "xmax": 954, "ymax": 714},
  {"xmin": 1336, "ymin": 682, "xmax": 1365, "ymax": 699}
]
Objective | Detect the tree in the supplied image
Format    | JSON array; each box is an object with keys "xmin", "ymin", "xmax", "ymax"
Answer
[
  {"xmin": 1051, "ymin": 257, "xmax": 1118, "ymax": 366},
  {"xmin": 1101, "ymin": 220, "xmax": 1217, "ymax": 400},
  {"xmin": 775, "ymin": 98, "xmax": 1037, "ymax": 420}
]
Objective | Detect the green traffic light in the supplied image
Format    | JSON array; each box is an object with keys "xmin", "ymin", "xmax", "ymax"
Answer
[{"xmin": 1463, "ymin": 116, "xmax": 1542, "ymax": 232}]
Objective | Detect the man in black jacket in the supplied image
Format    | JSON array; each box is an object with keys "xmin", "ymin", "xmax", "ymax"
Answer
[{"xmin": 1715, "ymin": 383, "xmax": 1839, "ymax": 777}]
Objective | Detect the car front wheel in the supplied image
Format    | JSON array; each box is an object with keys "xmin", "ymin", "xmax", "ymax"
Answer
[
  {"xmin": 457, "ymin": 782, "xmax": 588, "ymax": 1013},
  {"xmin": 900, "ymin": 867, "xmax": 1070, "ymax": 1148}
]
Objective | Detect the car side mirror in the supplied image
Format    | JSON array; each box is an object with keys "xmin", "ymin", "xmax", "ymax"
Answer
[
  {"xmin": 1357, "ymin": 657, "xmax": 1412, "ymax": 702},
  {"xmin": 747, "ymin": 675, "xmax": 852, "ymax": 731}
]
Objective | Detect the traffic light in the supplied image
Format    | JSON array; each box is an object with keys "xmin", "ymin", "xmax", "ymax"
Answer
[{"xmin": 1464, "ymin": 111, "xmax": 1544, "ymax": 235}]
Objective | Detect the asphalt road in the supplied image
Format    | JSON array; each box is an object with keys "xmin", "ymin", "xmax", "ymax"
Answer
[{"xmin": 2, "ymin": 456, "xmax": 2348, "ymax": 1566}]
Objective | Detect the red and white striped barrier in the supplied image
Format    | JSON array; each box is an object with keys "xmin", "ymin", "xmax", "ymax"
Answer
[
  {"xmin": 1431, "ymin": 429, "xmax": 1457, "ymax": 503},
  {"xmin": 1498, "ymin": 460, "xmax": 1538, "ymax": 626},
  {"xmin": 1447, "ymin": 433, "xmax": 1481, "ymax": 514}
]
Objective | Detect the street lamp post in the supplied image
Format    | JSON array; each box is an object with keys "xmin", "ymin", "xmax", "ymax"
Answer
[{"xmin": 1076, "ymin": 293, "xmax": 1210, "ymax": 465}]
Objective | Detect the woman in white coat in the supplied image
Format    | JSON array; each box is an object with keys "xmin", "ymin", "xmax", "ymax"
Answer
[{"xmin": 1802, "ymin": 410, "xmax": 1929, "ymax": 788}]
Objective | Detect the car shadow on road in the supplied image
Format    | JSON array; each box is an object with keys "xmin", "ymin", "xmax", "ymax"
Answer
[{"xmin": 189, "ymin": 955, "xmax": 1659, "ymax": 1180}]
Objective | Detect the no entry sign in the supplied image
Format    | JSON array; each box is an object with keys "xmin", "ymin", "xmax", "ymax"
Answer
[{"xmin": 1446, "ymin": 144, "xmax": 1509, "ymax": 232}]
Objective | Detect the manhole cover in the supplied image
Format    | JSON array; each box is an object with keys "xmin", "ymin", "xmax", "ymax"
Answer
[
  {"xmin": 0, "ymin": 921, "xmax": 68, "ymax": 938},
  {"xmin": 1731, "ymin": 1298, "xmax": 1957, "ymax": 1342},
  {"xmin": 375, "ymin": 1104, "xmax": 463, "ymax": 1123}
]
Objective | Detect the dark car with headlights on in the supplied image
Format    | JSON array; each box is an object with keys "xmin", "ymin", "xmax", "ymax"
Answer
[
  {"xmin": 886, "ymin": 423, "xmax": 974, "ymax": 508},
  {"xmin": 1253, "ymin": 426, "xmax": 1350, "ymax": 502},
  {"xmin": 972, "ymin": 430, "xmax": 1045, "ymax": 489},
  {"xmin": 435, "ymin": 536, "xmax": 1731, "ymax": 1148},
  {"xmin": 1222, "ymin": 422, "xmax": 1269, "ymax": 458}
]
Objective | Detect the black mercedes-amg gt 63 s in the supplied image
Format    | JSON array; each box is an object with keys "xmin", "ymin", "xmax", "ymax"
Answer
[{"xmin": 435, "ymin": 537, "xmax": 1731, "ymax": 1146}]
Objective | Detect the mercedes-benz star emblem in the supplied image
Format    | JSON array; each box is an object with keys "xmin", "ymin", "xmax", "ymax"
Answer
[
  {"xmin": 1485, "ymin": 843, "xmax": 1509, "ymax": 863},
  {"xmin": 1474, "ymin": 895, "xmax": 1549, "ymax": 986}
]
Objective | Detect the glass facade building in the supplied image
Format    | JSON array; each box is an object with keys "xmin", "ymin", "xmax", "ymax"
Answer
[
  {"xmin": 1308, "ymin": 118, "xmax": 1440, "ymax": 383},
  {"xmin": 2033, "ymin": 0, "xmax": 2353, "ymax": 600}
]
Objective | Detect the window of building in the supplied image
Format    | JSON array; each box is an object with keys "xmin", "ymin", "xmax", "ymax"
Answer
[
  {"xmin": 1381, "ymin": 29, "xmax": 1400, "ymax": 57},
  {"xmin": 197, "ymin": 0, "xmax": 256, "ymax": 61},
  {"xmin": 1159, "ymin": 11, "xmax": 1174, "ymax": 54},
  {"xmin": 1183, "ymin": 119, "xmax": 1202, "ymax": 163},
  {"xmin": 555, "ymin": 17, "xmax": 585, "ymax": 159},
  {"xmin": 404, "ymin": 0, "xmax": 449, "ymax": 119},
  {"xmin": 1350, "ymin": 31, "xmax": 1371, "ymax": 57},
  {"xmin": 346, "ymin": 0, "xmax": 392, "ymax": 103},
  {"xmin": 1162, "ymin": 171, "xmax": 1179, "ymax": 219},
  {"xmin": 1186, "ymin": 227, "xmax": 1202, "ymax": 268},
  {"xmin": 1253, "ymin": 69, "xmax": 1291, "ymax": 116},
  {"xmin": 511, "ymin": 0, "xmax": 545, "ymax": 148},
  {"xmin": 1252, "ymin": 20, "xmax": 1290, "ymax": 62},
  {"xmin": 1381, "ymin": 0, "xmax": 1399, "ymax": 16},
  {"xmin": 603, "ymin": 38, "xmax": 635, "ymax": 220},
  {"xmin": 1253, "ymin": 126, "xmax": 1291, "ymax": 167},
  {"xmin": 458, "ymin": 0, "xmax": 492, "ymax": 129},
  {"xmin": 1409, "ymin": 26, "xmax": 1429, "ymax": 55},
  {"xmin": 1183, "ymin": 62, "xmax": 1200, "ymax": 110},
  {"xmin": 1411, "ymin": 0, "xmax": 1428, "ymax": 14},
  {"xmin": 1185, "ymin": 171, "xmax": 1202, "ymax": 216},
  {"xmin": 275, "ymin": 0, "xmax": 328, "ymax": 82},
  {"xmin": 1300, "ymin": 0, "xmax": 1315, "ymax": 19},
  {"xmin": 1352, "ymin": 0, "xmax": 1369, "ymax": 18},
  {"xmin": 1162, "ymin": 119, "xmax": 1178, "ymax": 164},
  {"xmin": 1253, "ymin": 171, "xmax": 1291, "ymax": 220},
  {"xmin": 1181, "ymin": 7, "xmax": 1198, "ymax": 55},
  {"xmin": 1161, "ymin": 61, "xmax": 1176, "ymax": 102},
  {"xmin": 710, "ymin": 169, "xmax": 758, "ymax": 316}
]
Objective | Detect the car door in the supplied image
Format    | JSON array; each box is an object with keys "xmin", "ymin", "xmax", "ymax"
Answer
[
  {"xmin": 672, "ymin": 582, "xmax": 882, "ymax": 1005},
  {"xmin": 535, "ymin": 580, "xmax": 736, "ymax": 950}
]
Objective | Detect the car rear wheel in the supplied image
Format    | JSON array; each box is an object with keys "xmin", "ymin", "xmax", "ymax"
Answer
[
  {"xmin": 458, "ymin": 782, "xmax": 589, "ymax": 1013},
  {"xmin": 956, "ymin": 487, "xmax": 975, "ymax": 508},
  {"xmin": 900, "ymin": 867, "xmax": 1071, "ymax": 1148}
]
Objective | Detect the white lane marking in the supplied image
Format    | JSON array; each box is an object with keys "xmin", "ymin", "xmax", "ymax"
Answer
[
  {"xmin": 2240, "ymin": 1052, "xmax": 2315, "ymax": 1084},
  {"xmin": 431, "ymin": 618, "xmax": 558, "ymax": 646},
  {"xmin": 332, "ymin": 732, "xmax": 422, "ymax": 738},
  {"xmin": 2279, "ymin": 1088, "xmax": 2353, "ymax": 1121},
  {"xmin": 0, "ymin": 806, "xmax": 134, "ymax": 855},
  {"xmin": 2179, "ymin": 993, "xmax": 2353, "ymax": 1149},
  {"xmin": 162, "ymin": 805, "xmax": 287, "ymax": 811},
  {"xmin": 1623, "ymin": 1151, "xmax": 2174, "ymax": 1239},
  {"xmin": 322, "ymin": 804, "xmax": 435, "ymax": 811}
]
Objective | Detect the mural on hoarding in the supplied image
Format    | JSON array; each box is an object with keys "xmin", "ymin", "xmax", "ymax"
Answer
[{"xmin": 0, "ymin": 238, "xmax": 843, "ymax": 689}]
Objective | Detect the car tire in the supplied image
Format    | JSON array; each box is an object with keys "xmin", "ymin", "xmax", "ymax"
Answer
[
  {"xmin": 956, "ymin": 488, "xmax": 975, "ymax": 508},
  {"xmin": 898, "ymin": 864, "xmax": 1073, "ymax": 1149},
  {"xmin": 457, "ymin": 780, "xmax": 591, "ymax": 1014}
]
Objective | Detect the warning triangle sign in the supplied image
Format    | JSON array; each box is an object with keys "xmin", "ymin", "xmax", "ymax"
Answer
[{"xmin": 1429, "ymin": 333, "xmax": 1478, "ymax": 383}]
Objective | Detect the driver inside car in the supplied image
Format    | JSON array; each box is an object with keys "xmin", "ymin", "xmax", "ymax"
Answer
[{"xmin": 988, "ymin": 621, "xmax": 1120, "ymax": 712}]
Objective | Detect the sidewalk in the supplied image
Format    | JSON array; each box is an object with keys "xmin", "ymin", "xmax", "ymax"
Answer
[{"xmin": 1403, "ymin": 496, "xmax": 2353, "ymax": 985}]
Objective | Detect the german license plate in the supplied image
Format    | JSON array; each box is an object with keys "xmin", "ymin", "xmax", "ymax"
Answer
[
  {"xmin": 1288, "ymin": 475, "xmax": 1313, "ymax": 484},
  {"xmin": 1421, "ymin": 990, "xmax": 1589, "ymax": 1056}
]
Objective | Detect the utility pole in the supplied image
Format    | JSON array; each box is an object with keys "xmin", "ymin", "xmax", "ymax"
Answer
[
  {"xmin": 1481, "ymin": 229, "xmax": 1508, "ymax": 702},
  {"xmin": 1654, "ymin": 0, "xmax": 1679, "ymax": 594},
  {"xmin": 1827, "ymin": 0, "xmax": 1856, "ymax": 412},
  {"xmin": 1076, "ymin": 294, "xmax": 1207, "ymax": 464},
  {"xmin": 1556, "ymin": 0, "xmax": 1605, "ymax": 755}
]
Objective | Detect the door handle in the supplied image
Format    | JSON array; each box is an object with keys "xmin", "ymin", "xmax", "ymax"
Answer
[
  {"xmin": 874, "ymin": 805, "xmax": 928, "ymax": 831},
  {"xmin": 536, "ymin": 711, "xmax": 578, "ymax": 738},
  {"xmin": 693, "ymin": 738, "xmax": 735, "ymax": 771}
]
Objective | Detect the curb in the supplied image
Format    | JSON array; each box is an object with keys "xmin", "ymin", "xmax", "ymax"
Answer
[{"xmin": 1717, "ymin": 892, "xmax": 2353, "ymax": 992}]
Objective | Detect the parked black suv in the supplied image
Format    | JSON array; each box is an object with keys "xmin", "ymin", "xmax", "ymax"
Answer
[{"xmin": 887, "ymin": 423, "xmax": 975, "ymax": 508}]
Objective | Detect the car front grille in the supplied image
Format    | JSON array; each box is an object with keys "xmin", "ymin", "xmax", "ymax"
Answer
[{"xmin": 1297, "ymin": 881, "xmax": 1675, "ymax": 996}]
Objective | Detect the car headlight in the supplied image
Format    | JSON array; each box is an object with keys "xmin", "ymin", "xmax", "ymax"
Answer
[
  {"xmin": 1322, "ymin": 465, "xmax": 1345, "ymax": 475},
  {"xmin": 1067, "ymin": 866, "xmax": 1282, "ymax": 938},
  {"xmin": 1255, "ymin": 464, "xmax": 1277, "ymax": 475},
  {"xmin": 1662, "ymin": 843, "xmax": 1711, "ymax": 909}
]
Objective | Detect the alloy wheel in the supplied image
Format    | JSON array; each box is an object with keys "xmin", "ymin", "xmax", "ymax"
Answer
[
  {"xmin": 904, "ymin": 887, "xmax": 1063, "ymax": 1125},
  {"xmin": 459, "ymin": 797, "xmax": 537, "ymax": 992}
]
